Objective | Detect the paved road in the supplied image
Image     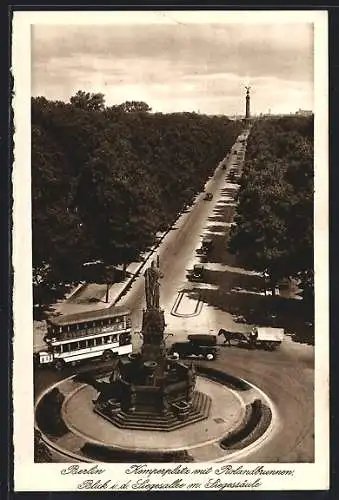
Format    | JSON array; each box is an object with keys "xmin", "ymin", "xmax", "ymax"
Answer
[
  {"xmin": 121, "ymin": 131, "xmax": 249, "ymax": 342},
  {"xmin": 34, "ymin": 338, "xmax": 314, "ymax": 463},
  {"xmin": 34, "ymin": 128, "xmax": 315, "ymax": 462},
  {"xmin": 214, "ymin": 340, "xmax": 314, "ymax": 462}
]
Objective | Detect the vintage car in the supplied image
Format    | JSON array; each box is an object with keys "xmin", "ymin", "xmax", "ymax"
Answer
[
  {"xmin": 168, "ymin": 334, "xmax": 218, "ymax": 361},
  {"xmin": 228, "ymin": 170, "xmax": 236, "ymax": 182},
  {"xmin": 200, "ymin": 238, "xmax": 214, "ymax": 254},
  {"xmin": 188, "ymin": 264, "xmax": 205, "ymax": 281},
  {"xmin": 204, "ymin": 192, "xmax": 213, "ymax": 201}
]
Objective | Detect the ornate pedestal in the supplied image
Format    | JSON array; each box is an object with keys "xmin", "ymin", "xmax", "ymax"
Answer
[{"xmin": 93, "ymin": 258, "xmax": 211, "ymax": 430}]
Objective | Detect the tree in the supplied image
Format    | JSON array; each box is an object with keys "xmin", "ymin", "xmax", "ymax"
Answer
[
  {"xmin": 70, "ymin": 90, "xmax": 105, "ymax": 111},
  {"xmin": 32, "ymin": 92, "xmax": 244, "ymax": 305},
  {"xmin": 229, "ymin": 116, "xmax": 314, "ymax": 295},
  {"xmin": 118, "ymin": 101, "xmax": 152, "ymax": 113},
  {"xmin": 77, "ymin": 138, "xmax": 161, "ymax": 267}
]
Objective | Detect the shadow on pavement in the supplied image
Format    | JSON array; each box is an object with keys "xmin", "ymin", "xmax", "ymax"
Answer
[
  {"xmin": 192, "ymin": 200, "xmax": 314, "ymax": 346},
  {"xmin": 184, "ymin": 276, "xmax": 314, "ymax": 346}
]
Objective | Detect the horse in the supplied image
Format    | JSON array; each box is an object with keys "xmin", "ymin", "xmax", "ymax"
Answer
[
  {"xmin": 218, "ymin": 328, "xmax": 234, "ymax": 346},
  {"xmin": 218, "ymin": 328, "xmax": 246, "ymax": 346}
]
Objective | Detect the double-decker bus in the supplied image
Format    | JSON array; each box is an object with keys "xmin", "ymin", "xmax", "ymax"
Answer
[{"xmin": 35, "ymin": 306, "xmax": 132, "ymax": 370}]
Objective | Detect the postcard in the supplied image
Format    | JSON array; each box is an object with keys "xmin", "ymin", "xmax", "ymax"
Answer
[{"xmin": 12, "ymin": 9, "xmax": 329, "ymax": 491}]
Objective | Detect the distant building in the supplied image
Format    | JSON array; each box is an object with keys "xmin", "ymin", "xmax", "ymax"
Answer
[{"xmin": 295, "ymin": 109, "xmax": 313, "ymax": 117}]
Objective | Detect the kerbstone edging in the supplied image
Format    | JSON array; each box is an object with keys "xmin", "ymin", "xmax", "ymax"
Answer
[{"xmin": 34, "ymin": 365, "xmax": 276, "ymax": 463}]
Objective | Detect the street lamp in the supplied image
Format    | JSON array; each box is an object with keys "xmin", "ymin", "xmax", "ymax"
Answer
[{"xmin": 263, "ymin": 269, "xmax": 270, "ymax": 297}]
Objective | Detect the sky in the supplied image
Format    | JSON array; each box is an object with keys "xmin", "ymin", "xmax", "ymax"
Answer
[{"xmin": 31, "ymin": 13, "xmax": 314, "ymax": 116}]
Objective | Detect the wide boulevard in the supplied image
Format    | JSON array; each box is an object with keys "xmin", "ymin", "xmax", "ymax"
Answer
[{"xmin": 34, "ymin": 130, "xmax": 314, "ymax": 463}]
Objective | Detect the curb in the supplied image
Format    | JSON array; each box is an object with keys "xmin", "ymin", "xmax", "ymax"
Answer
[
  {"xmin": 35, "ymin": 368, "xmax": 274, "ymax": 463},
  {"xmin": 111, "ymin": 221, "xmax": 175, "ymax": 306},
  {"xmin": 65, "ymin": 282, "xmax": 86, "ymax": 301}
]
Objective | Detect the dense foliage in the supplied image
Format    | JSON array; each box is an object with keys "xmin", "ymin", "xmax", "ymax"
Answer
[
  {"xmin": 32, "ymin": 91, "xmax": 243, "ymax": 302},
  {"xmin": 229, "ymin": 116, "xmax": 314, "ymax": 299}
]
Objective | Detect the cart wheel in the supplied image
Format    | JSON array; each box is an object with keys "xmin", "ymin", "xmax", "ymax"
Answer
[
  {"xmin": 54, "ymin": 359, "xmax": 65, "ymax": 371},
  {"xmin": 102, "ymin": 350, "xmax": 113, "ymax": 361}
]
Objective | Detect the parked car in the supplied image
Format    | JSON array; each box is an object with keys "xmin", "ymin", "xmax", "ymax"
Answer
[
  {"xmin": 188, "ymin": 264, "xmax": 204, "ymax": 281},
  {"xmin": 168, "ymin": 334, "xmax": 218, "ymax": 360},
  {"xmin": 204, "ymin": 192, "xmax": 213, "ymax": 201},
  {"xmin": 201, "ymin": 238, "xmax": 214, "ymax": 254}
]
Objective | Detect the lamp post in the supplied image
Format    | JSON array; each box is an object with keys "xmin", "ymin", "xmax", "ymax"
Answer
[
  {"xmin": 105, "ymin": 282, "xmax": 109, "ymax": 303},
  {"xmin": 263, "ymin": 270, "xmax": 270, "ymax": 297}
]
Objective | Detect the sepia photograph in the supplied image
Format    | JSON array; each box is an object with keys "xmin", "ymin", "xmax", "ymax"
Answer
[{"xmin": 12, "ymin": 10, "xmax": 329, "ymax": 491}]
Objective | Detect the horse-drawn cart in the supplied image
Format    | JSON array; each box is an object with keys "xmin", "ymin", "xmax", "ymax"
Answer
[
  {"xmin": 248, "ymin": 327, "xmax": 284, "ymax": 350},
  {"xmin": 219, "ymin": 327, "xmax": 284, "ymax": 351}
]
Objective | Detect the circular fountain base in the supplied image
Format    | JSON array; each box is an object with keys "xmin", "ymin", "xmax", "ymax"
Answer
[
  {"xmin": 94, "ymin": 390, "xmax": 212, "ymax": 431},
  {"xmin": 35, "ymin": 371, "xmax": 274, "ymax": 463}
]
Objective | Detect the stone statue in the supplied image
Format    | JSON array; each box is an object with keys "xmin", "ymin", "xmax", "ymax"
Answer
[
  {"xmin": 186, "ymin": 362, "xmax": 196, "ymax": 402},
  {"xmin": 144, "ymin": 259, "xmax": 163, "ymax": 310}
]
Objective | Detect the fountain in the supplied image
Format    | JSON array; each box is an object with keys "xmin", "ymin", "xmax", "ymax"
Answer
[
  {"xmin": 35, "ymin": 256, "xmax": 274, "ymax": 462},
  {"xmin": 93, "ymin": 257, "xmax": 211, "ymax": 430}
]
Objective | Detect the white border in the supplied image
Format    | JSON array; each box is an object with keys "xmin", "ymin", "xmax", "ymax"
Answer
[{"xmin": 12, "ymin": 10, "xmax": 329, "ymax": 491}]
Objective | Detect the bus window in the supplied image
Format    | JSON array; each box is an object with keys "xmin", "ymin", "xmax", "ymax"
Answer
[
  {"xmin": 103, "ymin": 336, "xmax": 111, "ymax": 344},
  {"xmin": 79, "ymin": 340, "xmax": 87, "ymax": 349},
  {"xmin": 87, "ymin": 338, "xmax": 95, "ymax": 348},
  {"xmin": 111, "ymin": 334, "xmax": 118, "ymax": 343},
  {"xmin": 69, "ymin": 341, "xmax": 79, "ymax": 351}
]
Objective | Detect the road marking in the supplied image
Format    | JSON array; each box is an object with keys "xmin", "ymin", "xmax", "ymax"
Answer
[{"xmin": 171, "ymin": 290, "xmax": 203, "ymax": 317}]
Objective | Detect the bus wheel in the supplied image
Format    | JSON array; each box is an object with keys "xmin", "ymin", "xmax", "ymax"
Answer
[
  {"xmin": 102, "ymin": 350, "xmax": 113, "ymax": 361},
  {"xmin": 54, "ymin": 359, "xmax": 65, "ymax": 371}
]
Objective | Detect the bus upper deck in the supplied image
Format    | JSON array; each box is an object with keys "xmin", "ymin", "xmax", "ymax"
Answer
[
  {"xmin": 36, "ymin": 306, "xmax": 133, "ymax": 370},
  {"xmin": 45, "ymin": 305, "xmax": 131, "ymax": 344}
]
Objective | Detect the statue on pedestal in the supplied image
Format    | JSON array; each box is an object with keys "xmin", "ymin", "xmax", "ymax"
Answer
[
  {"xmin": 144, "ymin": 258, "xmax": 163, "ymax": 310},
  {"xmin": 186, "ymin": 362, "xmax": 196, "ymax": 402}
]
